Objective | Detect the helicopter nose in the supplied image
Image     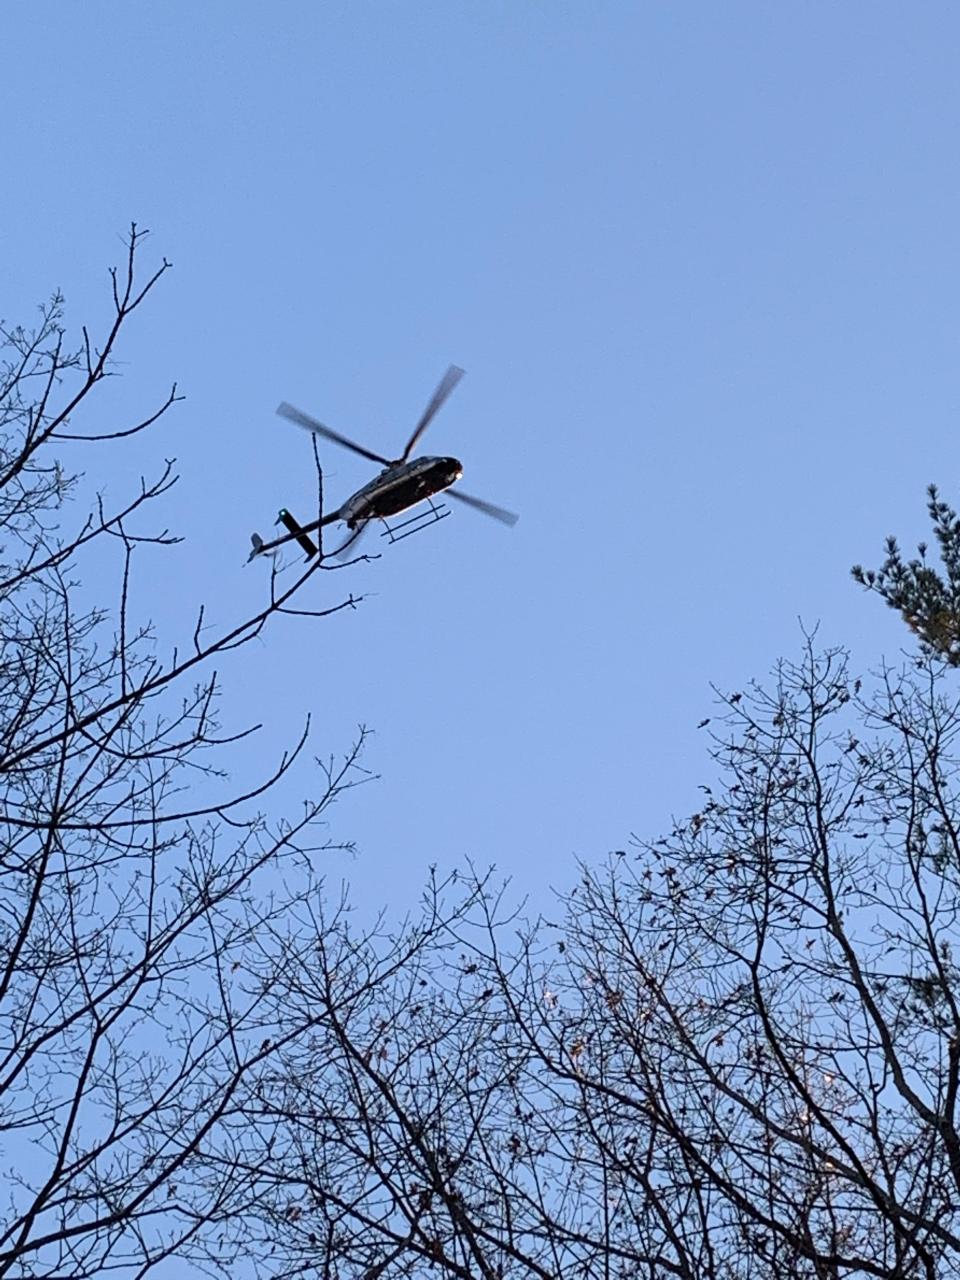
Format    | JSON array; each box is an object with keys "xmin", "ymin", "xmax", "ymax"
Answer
[{"xmin": 444, "ymin": 457, "xmax": 464, "ymax": 484}]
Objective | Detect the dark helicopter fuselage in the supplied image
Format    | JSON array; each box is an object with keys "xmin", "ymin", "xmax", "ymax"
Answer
[{"xmin": 340, "ymin": 456, "xmax": 463, "ymax": 527}]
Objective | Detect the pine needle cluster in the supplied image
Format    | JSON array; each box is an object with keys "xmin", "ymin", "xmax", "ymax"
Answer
[{"xmin": 852, "ymin": 484, "xmax": 960, "ymax": 663}]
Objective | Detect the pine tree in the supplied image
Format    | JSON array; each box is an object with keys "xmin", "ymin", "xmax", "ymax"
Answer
[{"xmin": 853, "ymin": 483, "xmax": 960, "ymax": 662}]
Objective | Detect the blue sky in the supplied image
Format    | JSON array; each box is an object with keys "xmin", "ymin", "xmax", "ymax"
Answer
[{"xmin": 3, "ymin": 3, "xmax": 960, "ymax": 912}]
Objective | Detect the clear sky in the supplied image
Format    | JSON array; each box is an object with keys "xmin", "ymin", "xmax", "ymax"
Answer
[{"xmin": 3, "ymin": 3, "xmax": 960, "ymax": 913}]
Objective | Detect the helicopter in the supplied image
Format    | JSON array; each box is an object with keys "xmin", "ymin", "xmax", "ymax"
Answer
[{"xmin": 248, "ymin": 365, "xmax": 518, "ymax": 563}]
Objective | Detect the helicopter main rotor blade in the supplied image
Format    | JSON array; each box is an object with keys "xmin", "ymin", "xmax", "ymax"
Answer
[
  {"xmin": 448, "ymin": 487, "xmax": 519, "ymax": 526},
  {"xmin": 330, "ymin": 519, "xmax": 372, "ymax": 562},
  {"xmin": 400, "ymin": 365, "xmax": 465, "ymax": 462},
  {"xmin": 276, "ymin": 402, "xmax": 391, "ymax": 467}
]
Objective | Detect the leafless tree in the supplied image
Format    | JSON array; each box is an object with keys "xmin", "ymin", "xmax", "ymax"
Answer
[
  {"xmin": 251, "ymin": 633, "xmax": 960, "ymax": 1277},
  {"xmin": 0, "ymin": 226, "xmax": 373, "ymax": 1277},
  {"xmin": 15, "ymin": 228, "xmax": 958, "ymax": 1280}
]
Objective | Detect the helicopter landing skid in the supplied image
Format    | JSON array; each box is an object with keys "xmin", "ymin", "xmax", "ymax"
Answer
[{"xmin": 379, "ymin": 498, "xmax": 450, "ymax": 544}]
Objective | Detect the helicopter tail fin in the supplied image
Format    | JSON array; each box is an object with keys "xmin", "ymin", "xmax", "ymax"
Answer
[
  {"xmin": 247, "ymin": 532, "xmax": 266, "ymax": 563},
  {"xmin": 277, "ymin": 508, "xmax": 319, "ymax": 560}
]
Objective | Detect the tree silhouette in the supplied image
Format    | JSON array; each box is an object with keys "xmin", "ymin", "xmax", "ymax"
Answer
[
  {"xmin": 853, "ymin": 484, "xmax": 960, "ymax": 664},
  {"xmin": 252, "ymin": 638, "xmax": 960, "ymax": 1279},
  {"xmin": 10, "ymin": 228, "xmax": 959, "ymax": 1280},
  {"xmin": 0, "ymin": 226, "xmax": 368, "ymax": 1277}
]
